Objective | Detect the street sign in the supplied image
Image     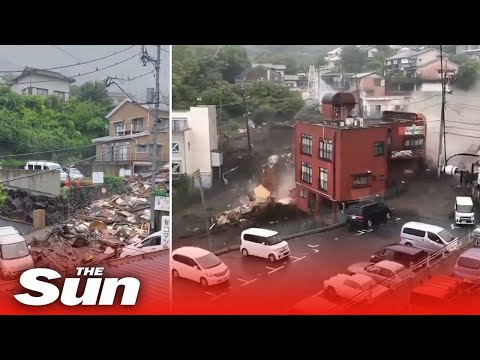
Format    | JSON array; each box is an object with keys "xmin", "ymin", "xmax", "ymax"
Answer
[
  {"xmin": 92, "ymin": 172, "xmax": 104, "ymax": 184},
  {"xmin": 154, "ymin": 196, "xmax": 169, "ymax": 211},
  {"xmin": 161, "ymin": 216, "xmax": 170, "ymax": 248}
]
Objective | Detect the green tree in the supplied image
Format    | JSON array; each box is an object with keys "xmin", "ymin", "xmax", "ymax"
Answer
[
  {"xmin": 454, "ymin": 59, "xmax": 480, "ymax": 90},
  {"xmin": 199, "ymin": 82, "xmax": 243, "ymax": 118},
  {"xmin": 215, "ymin": 45, "xmax": 251, "ymax": 83},
  {"xmin": 252, "ymin": 105, "xmax": 275, "ymax": 126},
  {"xmin": 340, "ymin": 46, "xmax": 366, "ymax": 73},
  {"xmin": 72, "ymin": 81, "xmax": 112, "ymax": 107},
  {"xmin": 0, "ymin": 73, "xmax": 17, "ymax": 84}
]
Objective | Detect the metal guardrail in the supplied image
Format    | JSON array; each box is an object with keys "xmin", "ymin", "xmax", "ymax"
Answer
[{"xmin": 326, "ymin": 231, "xmax": 478, "ymax": 313}]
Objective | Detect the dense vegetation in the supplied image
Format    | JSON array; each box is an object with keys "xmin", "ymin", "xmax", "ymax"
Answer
[
  {"xmin": 173, "ymin": 45, "xmax": 305, "ymax": 125},
  {"xmin": 0, "ymin": 81, "xmax": 111, "ymax": 167}
]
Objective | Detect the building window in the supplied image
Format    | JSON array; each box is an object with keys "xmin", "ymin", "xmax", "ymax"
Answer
[
  {"xmin": 21, "ymin": 87, "xmax": 32, "ymax": 95},
  {"xmin": 319, "ymin": 138, "xmax": 333, "ymax": 161},
  {"xmin": 393, "ymin": 60, "xmax": 398, "ymax": 65},
  {"xmin": 113, "ymin": 144, "xmax": 128, "ymax": 161},
  {"xmin": 36, "ymin": 88, "xmax": 48, "ymax": 96},
  {"xmin": 172, "ymin": 118, "xmax": 188, "ymax": 132},
  {"xmin": 369, "ymin": 105, "xmax": 381, "ymax": 116},
  {"xmin": 319, "ymin": 168, "xmax": 328, "ymax": 191},
  {"xmin": 136, "ymin": 144, "xmax": 148, "ymax": 153},
  {"xmin": 132, "ymin": 118, "xmax": 144, "ymax": 132},
  {"xmin": 114, "ymin": 122, "xmax": 124, "ymax": 136},
  {"xmin": 386, "ymin": 60, "xmax": 391, "ymax": 65},
  {"xmin": 53, "ymin": 91, "xmax": 66, "ymax": 101},
  {"xmin": 299, "ymin": 188, "xmax": 307, "ymax": 198},
  {"xmin": 172, "ymin": 161, "xmax": 181, "ymax": 174},
  {"xmin": 352, "ymin": 175, "xmax": 369, "ymax": 187},
  {"xmin": 374, "ymin": 142, "xmax": 385, "ymax": 156},
  {"xmin": 373, "ymin": 79, "xmax": 382, "ymax": 87},
  {"xmin": 401, "ymin": 58, "xmax": 409, "ymax": 64},
  {"xmin": 172, "ymin": 142, "xmax": 180, "ymax": 154},
  {"xmin": 394, "ymin": 105, "xmax": 401, "ymax": 111},
  {"xmin": 301, "ymin": 162, "xmax": 312, "ymax": 184},
  {"xmin": 405, "ymin": 138, "xmax": 424, "ymax": 147},
  {"xmin": 301, "ymin": 134, "xmax": 312, "ymax": 155}
]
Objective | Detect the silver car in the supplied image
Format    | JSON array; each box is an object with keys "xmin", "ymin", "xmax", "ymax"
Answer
[
  {"xmin": 454, "ymin": 247, "xmax": 480, "ymax": 284},
  {"xmin": 347, "ymin": 260, "xmax": 414, "ymax": 288}
]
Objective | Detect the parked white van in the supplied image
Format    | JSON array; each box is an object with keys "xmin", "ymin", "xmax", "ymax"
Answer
[
  {"xmin": 25, "ymin": 161, "xmax": 67, "ymax": 182},
  {"xmin": 400, "ymin": 221, "xmax": 458, "ymax": 253},
  {"xmin": 240, "ymin": 228, "xmax": 290, "ymax": 262},
  {"xmin": 455, "ymin": 196, "xmax": 475, "ymax": 225},
  {"xmin": 0, "ymin": 226, "xmax": 34, "ymax": 279}
]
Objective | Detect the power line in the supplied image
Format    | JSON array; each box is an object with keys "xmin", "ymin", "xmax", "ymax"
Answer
[
  {"xmin": 112, "ymin": 69, "xmax": 155, "ymax": 82},
  {"xmin": 0, "ymin": 144, "xmax": 94, "ymax": 159},
  {"xmin": 446, "ymin": 132, "xmax": 480, "ymax": 139},
  {"xmin": 446, "ymin": 125, "xmax": 480, "ymax": 132},
  {"xmin": 1, "ymin": 53, "xmax": 139, "ymax": 86}
]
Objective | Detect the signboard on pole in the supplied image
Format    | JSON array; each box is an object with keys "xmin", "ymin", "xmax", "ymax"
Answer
[
  {"xmin": 154, "ymin": 196, "xmax": 169, "ymax": 211},
  {"xmin": 399, "ymin": 125, "xmax": 424, "ymax": 136},
  {"xmin": 92, "ymin": 172, "xmax": 104, "ymax": 184},
  {"xmin": 161, "ymin": 216, "xmax": 170, "ymax": 249}
]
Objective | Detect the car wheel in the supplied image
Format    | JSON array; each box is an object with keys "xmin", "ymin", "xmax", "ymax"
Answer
[
  {"xmin": 326, "ymin": 286, "xmax": 337, "ymax": 299},
  {"xmin": 367, "ymin": 219, "xmax": 373, "ymax": 228},
  {"xmin": 268, "ymin": 254, "xmax": 276, "ymax": 263},
  {"xmin": 405, "ymin": 242, "xmax": 413, "ymax": 247},
  {"xmin": 172, "ymin": 269, "xmax": 179, "ymax": 279},
  {"xmin": 200, "ymin": 277, "xmax": 208, "ymax": 287},
  {"xmin": 241, "ymin": 248, "xmax": 249, "ymax": 257},
  {"xmin": 386, "ymin": 212, "xmax": 391, "ymax": 220}
]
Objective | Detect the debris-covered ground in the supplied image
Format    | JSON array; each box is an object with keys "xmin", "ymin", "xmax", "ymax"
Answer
[{"xmin": 29, "ymin": 169, "xmax": 169, "ymax": 271}]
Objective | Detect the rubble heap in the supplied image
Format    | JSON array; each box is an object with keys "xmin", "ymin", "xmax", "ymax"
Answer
[{"xmin": 30, "ymin": 178, "xmax": 160, "ymax": 271}]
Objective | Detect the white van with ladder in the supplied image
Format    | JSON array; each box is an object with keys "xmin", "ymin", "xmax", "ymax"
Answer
[{"xmin": 455, "ymin": 196, "xmax": 475, "ymax": 225}]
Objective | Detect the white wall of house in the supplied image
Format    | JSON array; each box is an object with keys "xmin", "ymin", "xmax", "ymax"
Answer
[
  {"xmin": 361, "ymin": 96, "xmax": 411, "ymax": 117},
  {"xmin": 171, "ymin": 106, "xmax": 218, "ymax": 188},
  {"xmin": 10, "ymin": 73, "xmax": 72, "ymax": 100},
  {"xmin": 419, "ymin": 82, "xmax": 443, "ymax": 92}
]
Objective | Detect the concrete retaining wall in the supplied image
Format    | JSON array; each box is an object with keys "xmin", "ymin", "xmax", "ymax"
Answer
[{"xmin": 0, "ymin": 169, "xmax": 60, "ymax": 196}]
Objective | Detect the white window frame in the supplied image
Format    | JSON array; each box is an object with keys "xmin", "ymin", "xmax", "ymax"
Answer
[
  {"xmin": 319, "ymin": 168, "xmax": 328, "ymax": 191},
  {"xmin": 114, "ymin": 122, "xmax": 124, "ymax": 136},
  {"xmin": 301, "ymin": 134, "xmax": 313, "ymax": 155},
  {"xmin": 172, "ymin": 161, "xmax": 181, "ymax": 174},
  {"xmin": 301, "ymin": 162, "xmax": 312, "ymax": 184},
  {"xmin": 172, "ymin": 142, "xmax": 180, "ymax": 154},
  {"xmin": 36, "ymin": 88, "xmax": 48, "ymax": 96}
]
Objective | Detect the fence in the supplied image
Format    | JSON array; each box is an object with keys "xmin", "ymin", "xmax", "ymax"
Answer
[{"xmin": 324, "ymin": 230, "xmax": 478, "ymax": 314}]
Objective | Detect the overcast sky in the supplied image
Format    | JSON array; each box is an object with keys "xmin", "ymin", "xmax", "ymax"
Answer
[{"xmin": 0, "ymin": 45, "xmax": 170, "ymax": 105}]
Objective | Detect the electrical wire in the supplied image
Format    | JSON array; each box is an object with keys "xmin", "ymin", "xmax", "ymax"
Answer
[
  {"xmin": 445, "ymin": 132, "xmax": 480, "ymax": 139},
  {"xmin": 445, "ymin": 125, "xmax": 480, "ymax": 132},
  {"xmin": 113, "ymin": 69, "xmax": 155, "ymax": 82},
  {"xmin": 1, "ymin": 53, "xmax": 140, "ymax": 86},
  {"xmin": 0, "ymin": 46, "xmax": 137, "ymax": 74}
]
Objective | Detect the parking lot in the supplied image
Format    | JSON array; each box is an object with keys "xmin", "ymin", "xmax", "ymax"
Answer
[{"xmin": 172, "ymin": 210, "xmax": 473, "ymax": 314}]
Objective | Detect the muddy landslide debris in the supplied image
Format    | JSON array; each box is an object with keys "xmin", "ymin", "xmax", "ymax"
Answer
[{"xmin": 30, "ymin": 177, "xmax": 164, "ymax": 271}]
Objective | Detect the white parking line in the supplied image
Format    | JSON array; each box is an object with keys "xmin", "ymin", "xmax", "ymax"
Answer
[
  {"xmin": 396, "ymin": 217, "xmax": 402, "ymax": 221},
  {"xmin": 290, "ymin": 255, "xmax": 307, "ymax": 263},
  {"xmin": 313, "ymin": 249, "xmax": 320, "ymax": 253},
  {"xmin": 364, "ymin": 229, "xmax": 373, "ymax": 233},
  {"xmin": 204, "ymin": 291, "xmax": 216, "ymax": 296},
  {"xmin": 308, "ymin": 244, "xmax": 319, "ymax": 248},
  {"xmin": 356, "ymin": 231, "xmax": 365, "ymax": 236},
  {"xmin": 209, "ymin": 292, "xmax": 229, "ymax": 302},
  {"xmin": 265, "ymin": 265, "xmax": 285, "ymax": 274},
  {"xmin": 237, "ymin": 278, "xmax": 257, "ymax": 287}
]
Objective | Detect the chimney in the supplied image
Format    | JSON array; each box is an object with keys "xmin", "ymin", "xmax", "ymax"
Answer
[{"xmin": 146, "ymin": 88, "xmax": 155, "ymax": 103}]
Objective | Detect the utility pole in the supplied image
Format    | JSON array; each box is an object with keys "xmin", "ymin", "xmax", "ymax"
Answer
[
  {"xmin": 241, "ymin": 81, "xmax": 252, "ymax": 159},
  {"xmin": 355, "ymin": 75, "xmax": 363, "ymax": 117},
  {"xmin": 141, "ymin": 45, "xmax": 164, "ymax": 233},
  {"xmin": 437, "ymin": 44, "xmax": 447, "ymax": 178}
]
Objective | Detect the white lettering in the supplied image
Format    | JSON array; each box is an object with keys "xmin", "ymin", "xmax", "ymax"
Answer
[
  {"xmin": 14, "ymin": 268, "xmax": 61, "ymax": 306},
  {"xmin": 76, "ymin": 267, "xmax": 84, "ymax": 276},
  {"xmin": 94, "ymin": 268, "xmax": 104, "ymax": 276},
  {"xmin": 60, "ymin": 278, "xmax": 103, "ymax": 306},
  {"xmin": 98, "ymin": 277, "xmax": 140, "ymax": 305}
]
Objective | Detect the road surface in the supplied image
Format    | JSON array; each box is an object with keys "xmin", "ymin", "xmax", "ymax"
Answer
[
  {"xmin": 0, "ymin": 218, "xmax": 32, "ymax": 235},
  {"xmin": 172, "ymin": 212, "xmax": 473, "ymax": 314}
]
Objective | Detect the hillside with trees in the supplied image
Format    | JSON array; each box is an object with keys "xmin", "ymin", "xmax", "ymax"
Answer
[
  {"xmin": 173, "ymin": 45, "xmax": 305, "ymax": 126},
  {"xmin": 0, "ymin": 81, "xmax": 112, "ymax": 167}
]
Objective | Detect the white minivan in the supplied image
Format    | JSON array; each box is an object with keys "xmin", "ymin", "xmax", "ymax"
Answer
[
  {"xmin": 25, "ymin": 160, "xmax": 67, "ymax": 182},
  {"xmin": 0, "ymin": 227, "xmax": 34, "ymax": 279},
  {"xmin": 240, "ymin": 228, "xmax": 290, "ymax": 262},
  {"xmin": 455, "ymin": 196, "xmax": 475, "ymax": 225},
  {"xmin": 400, "ymin": 221, "xmax": 458, "ymax": 253}
]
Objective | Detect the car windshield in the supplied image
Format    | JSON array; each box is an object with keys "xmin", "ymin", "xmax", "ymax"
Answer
[
  {"xmin": 457, "ymin": 204, "xmax": 473, "ymax": 213},
  {"xmin": 196, "ymin": 253, "xmax": 222, "ymax": 269},
  {"xmin": 0, "ymin": 242, "xmax": 30, "ymax": 260},
  {"xmin": 265, "ymin": 235, "xmax": 282, "ymax": 245},
  {"xmin": 49, "ymin": 164, "xmax": 61, "ymax": 170},
  {"xmin": 457, "ymin": 256, "xmax": 480, "ymax": 270},
  {"xmin": 69, "ymin": 168, "xmax": 81, "ymax": 174},
  {"xmin": 439, "ymin": 230, "xmax": 455, "ymax": 243},
  {"xmin": 346, "ymin": 207, "xmax": 362, "ymax": 216}
]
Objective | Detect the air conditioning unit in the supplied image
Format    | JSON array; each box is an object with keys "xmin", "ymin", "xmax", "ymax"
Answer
[
  {"xmin": 339, "ymin": 121, "xmax": 345, "ymax": 127},
  {"xmin": 345, "ymin": 118, "xmax": 354, "ymax": 126}
]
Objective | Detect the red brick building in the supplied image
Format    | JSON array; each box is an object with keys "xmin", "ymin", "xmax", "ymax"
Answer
[{"xmin": 294, "ymin": 93, "xmax": 426, "ymax": 219}]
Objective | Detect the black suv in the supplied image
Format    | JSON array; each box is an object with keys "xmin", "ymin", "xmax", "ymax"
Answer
[
  {"xmin": 345, "ymin": 201, "xmax": 392, "ymax": 229},
  {"xmin": 370, "ymin": 244, "xmax": 429, "ymax": 271}
]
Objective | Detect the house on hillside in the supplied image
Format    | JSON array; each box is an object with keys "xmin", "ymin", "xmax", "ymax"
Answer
[
  {"xmin": 91, "ymin": 98, "xmax": 169, "ymax": 176},
  {"xmin": 10, "ymin": 67, "xmax": 75, "ymax": 100},
  {"xmin": 251, "ymin": 63, "xmax": 286, "ymax": 78},
  {"xmin": 235, "ymin": 65, "xmax": 283, "ymax": 84},
  {"xmin": 357, "ymin": 46, "xmax": 378, "ymax": 58}
]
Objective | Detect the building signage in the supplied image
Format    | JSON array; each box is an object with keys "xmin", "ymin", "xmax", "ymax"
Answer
[
  {"xmin": 160, "ymin": 216, "xmax": 170, "ymax": 248},
  {"xmin": 92, "ymin": 172, "xmax": 104, "ymax": 184},
  {"xmin": 399, "ymin": 125, "xmax": 424, "ymax": 136},
  {"xmin": 154, "ymin": 196, "xmax": 169, "ymax": 211},
  {"xmin": 391, "ymin": 150, "xmax": 413, "ymax": 159}
]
